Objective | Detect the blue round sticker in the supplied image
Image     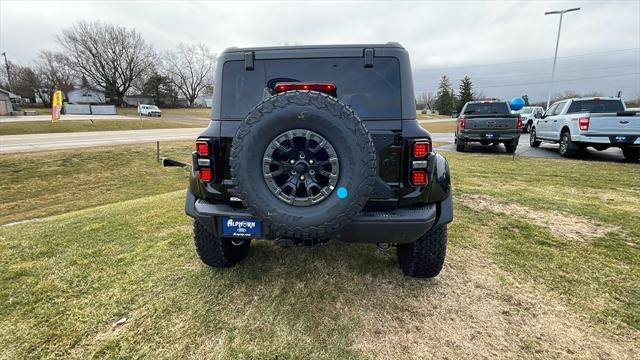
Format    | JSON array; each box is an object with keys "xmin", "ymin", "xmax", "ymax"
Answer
[{"xmin": 337, "ymin": 187, "xmax": 348, "ymax": 199}]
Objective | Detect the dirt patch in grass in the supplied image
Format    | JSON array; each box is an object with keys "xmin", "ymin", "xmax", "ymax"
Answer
[
  {"xmin": 458, "ymin": 194, "xmax": 619, "ymax": 242},
  {"xmin": 351, "ymin": 231, "xmax": 639, "ymax": 359}
]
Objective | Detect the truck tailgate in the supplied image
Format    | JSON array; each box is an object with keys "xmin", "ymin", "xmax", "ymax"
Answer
[
  {"xmin": 465, "ymin": 115, "xmax": 518, "ymax": 131},
  {"xmin": 586, "ymin": 113, "xmax": 640, "ymax": 134}
]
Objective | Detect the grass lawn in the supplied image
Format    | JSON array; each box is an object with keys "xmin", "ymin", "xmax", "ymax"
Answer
[
  {"xmin": 421, "ymin": 121, "xmax": 456, "ymax": 133},
  {"xmin": 0, "ymin": 142, "xmax": 193, "ymax": 225},
  {"xmin": 0, "ymin": 148, "xmax": 638, "ymax": 358},
  {"xmin": 0, "ymin": 119, "xmax": 203, "ymax": 136}
]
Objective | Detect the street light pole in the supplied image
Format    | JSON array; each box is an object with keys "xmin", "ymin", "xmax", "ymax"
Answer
[
  {"xmin": 2, "ymin": 52, "xmax": 14, "ymax": 94},
  {"xmin": 545, "ymin": 7, "xmax": 580, "ymax": 109}
]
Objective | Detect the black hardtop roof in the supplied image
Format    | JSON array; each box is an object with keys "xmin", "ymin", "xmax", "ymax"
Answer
[{"xmin": 222, "ymin": 42, "xmax": 405, "ymax": 53}]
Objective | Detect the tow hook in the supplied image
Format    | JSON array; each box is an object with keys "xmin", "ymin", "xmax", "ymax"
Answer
[
  {"xmin": 231, "ymin": 239, "xmax": 247, "ymax": 246},
  {"xmin": 377, "ymin": 243, "xmax": 392, "ymax": 252}
]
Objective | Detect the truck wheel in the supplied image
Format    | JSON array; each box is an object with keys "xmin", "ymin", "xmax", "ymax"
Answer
[
  {"xmin": 455, "ymin": 140, "xmax": 465, "ymax": 152},
  {"xmin": 622, "ymin": 147, "xmax": 639, "ymax": 162},
  {"xmin": 559, "ymin": 131, "xmax": 578, "ymax": 158},
  {"xmin": 397, "ymin": 225, "xmax": 447, "ymax": 278},
  {"xmin": 529, "ymin": 128, "xmax": 541, "ymax": 148},
  {"xmin": 193, "ymin": 220, "xmax": 251, "ymax": 267},
  {"xmin": 230, "ymin": 91, "xmax": 377, "ymax": 239},
  {"xmin": 504, "ymin": 139, "xmax": 517, "ymax": 154}
]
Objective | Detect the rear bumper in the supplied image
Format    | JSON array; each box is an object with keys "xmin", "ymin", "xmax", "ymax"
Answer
[
  {"xmin": 574, "ymin": 134, "xmax": 640, "ymax": 145},
  {"xmin": 185, "ymin": 189, "xmax": 453, "ymax": 244},
  {"xmin": 458, "ymin": 131, "xmax": 520, "ymax": 142}
]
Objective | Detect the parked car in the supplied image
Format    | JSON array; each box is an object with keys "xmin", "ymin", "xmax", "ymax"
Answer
[
  {"xmin": 530, "ymin": 97, "xmax": 640, "ymax": 161},
  {"xmin": 138, "ymin": 104, "xmax": 162, "ymax": 117},
  {"xmin": 514, "ymin": 106, "xmax": 544, "ymax": 133},
  {"xmin": 455, "ymin": 100, "xmax": 523, "ymax": 153},
  {"xmin": 183, "ymin": 43, "xmax": 453, "ymax": 278}
]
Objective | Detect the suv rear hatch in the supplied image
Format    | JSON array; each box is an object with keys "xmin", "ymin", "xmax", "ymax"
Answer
[{"xmin": 218, "ymin": 52, "xmax": 405, "ymax": 202}]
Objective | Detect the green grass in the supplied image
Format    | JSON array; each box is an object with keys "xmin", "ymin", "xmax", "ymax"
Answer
[
  {"xmin": 0, "ymin": 142, "xmax": 192, "ymax": 224},
  {"xmin": 0, "ymin": 148, "xmax": 638, "ymax": 358},
  {"xmin": 0, "ymin": 119, "xmax": 203, "ymax": 136},
  {"xmin": 421, "ymin": 121, "xmax": 456, "ymax": 133}
]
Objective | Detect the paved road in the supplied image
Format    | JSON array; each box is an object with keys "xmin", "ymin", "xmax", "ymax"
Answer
[
  {"xmin": 0, "ymin": 114, "xmax": 140, "ymax": 123},
  {"xmin": 434, "ymin": 133, "xmax": 635, "ymax": 163},
  {"xmin": 0, "ymin": 128, "xmax": 204, "ymax": 153}
]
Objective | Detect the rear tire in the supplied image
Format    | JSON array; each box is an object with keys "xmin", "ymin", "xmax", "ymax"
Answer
[
  {"xmin": 559, "ymin": 131, "xmax": 579, "ymax": 158},
  {"xmin": 529, "ymin": 128, "xmax": 541, "ymax": 148},
  {"xmin": 455, "ymin": 139, "xmax": 465, "ymax": 152},
  {"xmin": 397, "ymin": 225, "xmax": 447, "ymax": 278},
  {"xmin": 504, "ymin": 139, "xmax": 517, "ymax": 154},
  {"xmin": 193, "ymin": 220, "xmax": 251, "ymax": 267},
  {"xmin": 622, "ymin": 147, "xmax": 639, "ymax": 162}
]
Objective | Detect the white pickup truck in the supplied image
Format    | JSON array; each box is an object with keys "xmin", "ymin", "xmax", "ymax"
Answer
[{"xmin": 530, "ymin": 97, "xmax": 640, "ymax": 161}]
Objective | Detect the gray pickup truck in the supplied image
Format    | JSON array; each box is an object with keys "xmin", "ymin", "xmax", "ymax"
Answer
[{"xmin": 455, "ymin": 100, "xmax": 523, "ymax": 153}]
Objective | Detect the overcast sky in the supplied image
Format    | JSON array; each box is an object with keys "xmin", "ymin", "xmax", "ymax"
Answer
[{"xmin": 1, "ymin": 0, "xmax": 639, "ymax": 102}]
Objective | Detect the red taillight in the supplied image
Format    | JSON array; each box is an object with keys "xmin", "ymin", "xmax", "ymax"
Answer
[
  {"xmin": 458, "ymin": 117, "xmax": 466, "ymax": 129},
  {"xmin": 411, "ymin": 170, "xmax": 428, "ymax": 186},
  {"xmin": 195, "ymin": 140, "xmax": 209, "ymax": 156},
  {"xmin": 275, "ymin": 82, "xmax": 337, "ymax": 95},
  {"xmin": 413, "ymin": 141, "xmax": 430, "ymax": 157},
  {"xmin": 579, "ymin": 117, "xmax": 590, "ymax": 131},
  {"xmin": 517, "ymin": 115, "xmax": 523, "ymax": 129},
  {"xmin": 198, "ymin": 168, "xmax": 212, "ymax": 182}
]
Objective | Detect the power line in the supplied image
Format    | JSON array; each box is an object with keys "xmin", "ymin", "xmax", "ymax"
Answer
[
  {"xmin": 475, "ymin": 72, "xmax": 640, "ymax": 89},
  {"xmin": 462, "ymin": 64, "xmax": 640, "ymax": 82},
  {"xmin": 420, "ymin": 47, "xmax": 640, "ymax": 72}
]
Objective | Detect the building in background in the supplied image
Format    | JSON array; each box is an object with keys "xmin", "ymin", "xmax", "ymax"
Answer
[{"xmin": 67, "ymin": 88, "xmax": 106, "ymax": 104}]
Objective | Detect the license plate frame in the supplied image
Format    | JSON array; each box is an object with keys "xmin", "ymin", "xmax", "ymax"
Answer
[{"xmin": 221, "ymin": 216, "xmax": 262, "ymax": 238}]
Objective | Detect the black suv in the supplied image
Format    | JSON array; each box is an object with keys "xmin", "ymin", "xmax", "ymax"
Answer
[{"xmin": 185, "ymin": 43, "xmax": 453, "ymax": 277}]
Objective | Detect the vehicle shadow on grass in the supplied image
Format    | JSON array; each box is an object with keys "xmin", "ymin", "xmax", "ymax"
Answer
[{"xmin": 197, "ymin": 239, "xmax": 437, "ymax": 286}]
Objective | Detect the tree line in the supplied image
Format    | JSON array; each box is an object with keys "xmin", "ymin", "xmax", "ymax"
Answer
[
  {"xmin": 0, "ymin": 21, "xmax": 216, "ymax": 107},
  {"xmin": 417, "ymin": 75, "xmax": 495, "ymax": 115}
]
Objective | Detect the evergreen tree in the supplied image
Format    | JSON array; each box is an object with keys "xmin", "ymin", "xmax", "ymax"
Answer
[
  {"xmin": 433, "ymin": 75, "xmax": 455, "ymax": 115},
  {"xmin": 456, "ymin": 75, "xmax": 474, "ymax": 112}
]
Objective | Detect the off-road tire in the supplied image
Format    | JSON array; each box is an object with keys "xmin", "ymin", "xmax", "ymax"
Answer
[
  {"xmin": 559, "ymin": 131, "xmax": 579, "ymax": 158},
  {"xmin": 193, "ymin": 220, "xmax": 251, "ymax": 267},
  {"xmin": 504, "ymin": 139, "xmax": 518, "ymax": 154},
  {"xmin": 230, "ymin": 91, "xmax": 377, "ymax": 238},
  {"xmin": 455, "ymin": 140, "xmax": 465, "ymax": 152},
  {"xmin": 397, "ymin": 225, "xmax": 447, "ymax": 278},
  {"xmin": 529, "ymin": 128, "xmax": 541, "ymax": 148},
  {"xmin": 622, "ymin": 147, "xmax": 639, "ymax": 162}
]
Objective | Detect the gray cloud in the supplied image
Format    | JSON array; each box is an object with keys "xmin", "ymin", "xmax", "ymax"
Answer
[{"xmin": 1, "ymin": 0, "xmax": 639, "ymax": 102}]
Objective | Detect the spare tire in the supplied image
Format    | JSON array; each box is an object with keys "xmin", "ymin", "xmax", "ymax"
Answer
[{"xmin": 230, "ymin": 91, "xmax": 377, "ymax": 238}]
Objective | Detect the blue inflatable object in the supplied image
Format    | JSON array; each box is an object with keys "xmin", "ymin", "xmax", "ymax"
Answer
[{"xmin": 509, "ymin": 97, "xmax": 525, "ymax": 111}]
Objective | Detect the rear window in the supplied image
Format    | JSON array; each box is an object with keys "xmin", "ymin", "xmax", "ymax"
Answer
[
  {"xmin": 220, "ymin": 57, "xmax": 401, "ymax": 119},
  {"xmin": 463, "ymin": 102, "xmax": 510, "ymax": 115},
  {"xmin": 567, "ymin": 99, "xmax": 625, "ymax": 114}
]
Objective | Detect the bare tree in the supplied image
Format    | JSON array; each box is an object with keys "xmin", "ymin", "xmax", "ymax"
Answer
[
  {"xmin": 162, "ymin": 43, "xmax": 216, "ymax": 107},
  {"xmin": 32, "ymin": 51, "xmax": 76, "ymax": 106},
  {"xmin": 416, "ymin": 91, "xmax": 435, "ymax": 110},
  {"xmin": 57, "ymin": 21, "xmax": 155, "ymax": 106}
]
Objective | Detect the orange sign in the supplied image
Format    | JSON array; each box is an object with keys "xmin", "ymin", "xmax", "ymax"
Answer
[{"xmin": 51, "ymin": 90, "xmax": 63, "ymax": 123}]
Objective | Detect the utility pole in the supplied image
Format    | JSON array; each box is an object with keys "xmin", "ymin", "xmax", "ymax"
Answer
[
  {"xmin": 545, "ymin": 7, "xmax": 580, "ymax": 110},
  {"xmin": 2, "ymin": 52, "xmax": 14, "ymax": 93}
]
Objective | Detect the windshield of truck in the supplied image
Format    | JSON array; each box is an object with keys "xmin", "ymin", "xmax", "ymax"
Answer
[
  {"xmin": 567, "ymin": 99, "xmax": 624, "ymax": 114},
  {"xmin": 463, "ymin": 102, "xmax": 510, "ymax": 115},
  {"xmin": 221, "ymin": 57, "xmax": 402, "ymax": 119}
]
